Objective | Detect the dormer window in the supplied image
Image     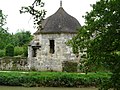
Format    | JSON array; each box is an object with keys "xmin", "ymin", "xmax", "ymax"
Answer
[{"xmin": 49, "ymin": 40, "xmax": 55, "ymax": 54}]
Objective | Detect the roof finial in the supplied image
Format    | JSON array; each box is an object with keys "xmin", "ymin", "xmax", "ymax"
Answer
[{"xmin": 60, "ymin": 0, "xmax": 62, "ymax": 7}]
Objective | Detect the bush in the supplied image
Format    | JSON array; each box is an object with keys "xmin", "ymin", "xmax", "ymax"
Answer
[
  {"xmin": 23, "ymin": 45, "xmax": 28, "ymax": 57},
  {"xmin": 14, "ymin": 46, "xmax": 24, "ymax": 56},
  {"xmin": 0, "ymin": 49, "xmax": 5, "ymax": 57},
  {"xmin": 14, "ymin": 45, "xmax": 28, "ymax": 57},
  {"xmin": 0, "ymin": 71, "xmax": 111, "ymax": 87},
  {"xmin": 5, "ymin": 44, "xmax": 14, "ymax": 57}
]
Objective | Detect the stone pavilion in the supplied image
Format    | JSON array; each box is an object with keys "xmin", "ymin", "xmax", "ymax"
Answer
[{"xmin": 28, "ymin": 1, "xmax": 81, "ymax": 71}]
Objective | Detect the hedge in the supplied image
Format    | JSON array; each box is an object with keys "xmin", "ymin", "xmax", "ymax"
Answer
[
  {"xmin": 0, "ymin": 71, "xmax": 111, "ymax": 87},
  {"xmin": 5, "ymin": 44, "xmax": 14, "ymax": 57}
]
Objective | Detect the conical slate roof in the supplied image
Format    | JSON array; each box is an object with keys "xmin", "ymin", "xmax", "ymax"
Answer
[{"xmin": 35, "ymin": 7, "xmax": 81, "ymax": 34}]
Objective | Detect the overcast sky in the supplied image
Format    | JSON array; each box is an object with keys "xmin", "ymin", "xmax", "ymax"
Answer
[{"xmin": 0, "ymin": 0, "xmax": 98, "ymax": 34}]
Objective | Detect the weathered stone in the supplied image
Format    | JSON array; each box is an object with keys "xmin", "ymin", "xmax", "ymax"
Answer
[
  {"xmin": 0, "ymin": 57, "xmax": 28, "ymax": 71},
  {"xmin": 28, "ymin": 34, "xmax": 79, "ymax": 71},
  {"xmin": 28, "ymin": 6, "xmax": 81, "ymax": 72}
]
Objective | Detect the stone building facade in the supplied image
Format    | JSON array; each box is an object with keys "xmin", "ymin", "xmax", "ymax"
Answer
[{"xmin": 28, "ymin": 3, "xmax": 81, "ymax": 71}]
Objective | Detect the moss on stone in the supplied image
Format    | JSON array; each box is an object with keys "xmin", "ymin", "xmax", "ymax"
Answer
[{"xmin": 62, "ymin": 61, "xmax": 78, "ymax": 72}]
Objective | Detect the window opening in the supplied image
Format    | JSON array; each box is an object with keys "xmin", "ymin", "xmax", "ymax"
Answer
[
  {"xmin": 49, "ymin": 40, "xmax": 55, "ymax": 54},
  {"xmin": 32, "ymin": 47, "xmax": 37, "ymax": 57}
]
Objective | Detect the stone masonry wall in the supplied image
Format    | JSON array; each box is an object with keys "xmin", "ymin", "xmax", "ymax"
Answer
[
  {"xmin": 0, "ymin": 57, "xmax": 29, "ymax": 71},
  {"xmin": 28, "ymin": 34, "xmax": 79, "ymax": 71}
]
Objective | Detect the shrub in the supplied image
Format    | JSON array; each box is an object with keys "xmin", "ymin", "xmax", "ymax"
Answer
[
  {"xmin": 0, "ymin": 72, "xmax": 111, "ymax": 87},
  {"xmin": 23, "ymin": 45, "xmax": 28, "ymax": 57},
  {"xmin": 0, "ymin": 49, "xmax": 5, "ymax": 57},
  {"xmin": 5, "ymin": 44, "xmax": 14, "ymax": 57},
  {"xmin": 14, "ymin": 46, "xmax": 24, "ymax": 56}
]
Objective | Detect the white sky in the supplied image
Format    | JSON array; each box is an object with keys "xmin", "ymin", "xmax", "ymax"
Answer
[{"xmin": 0, "ymin": 0, "xmax": 98, "ymax": 34}]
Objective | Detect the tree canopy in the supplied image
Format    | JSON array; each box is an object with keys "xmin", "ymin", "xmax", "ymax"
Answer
[
  {"xmin": 11, "ymin": 30, "xmax": 33, "ymax": 47},
  {"xmin": 68, "ymin": 0, "xmax": 120, "ymax": 89}
]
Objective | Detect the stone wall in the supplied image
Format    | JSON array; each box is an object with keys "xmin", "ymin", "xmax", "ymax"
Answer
[
  {"xmin": 28, "ymin": 33, "xmax": 79, "ymax": 71},
  {"xmin": 0, "ymin": 57, "xmax": 29, "ymax": 71}
]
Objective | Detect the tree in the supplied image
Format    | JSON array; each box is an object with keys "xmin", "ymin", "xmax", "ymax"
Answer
[
  {"xmin": 69, "ymin": 0, "xmax": 120, "ymax": 89},
  {"xmin": 13, "ymin": 30, "xmax": 33, "ymax": 46},
  {"xmin": 0, "ymin": 10, "xmax": 6, "ymax": 27},
  {"xmin": 0, "ymin": 9, "xmax": 10, "ymax": 49},
  {"xmin": 20, "ymin": 0, "xmax": 46, "ymax": 29}
]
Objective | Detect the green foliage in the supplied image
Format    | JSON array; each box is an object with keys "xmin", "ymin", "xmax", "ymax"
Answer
[
  {"xmin": 68, "ymin": 0, "xmax": 120, "ymax": 89},
  {"xmin": 0, "ymin": 10, "xmax": 32, "ymax": 57},
  {"xmin": 0, "ymin": 10, "xmax": 7, "ymax": 27},
  {"xmin": 13, "ymin": 30, "xmax": 33, "ymax": 47},
  {"xmin": 14, "ymin": 46, "xmax": 24, "ymax": 56},
  {"xmin": 20, "ymin": 0, "xmax": 46, "ymax": 29},
  {"xmin": 0, "ymin": 71, "xmax": 110, "ymax": 87},
  {"xmin": 0, "ymin": 30, "xmax": 32, "ymax": 57},
  {"xmin": 0, "ymin": 49, "xmax": 5, "ymax": 57},
  {"xmin": 0, "ymin": 9, "xmax": 11, "ymax": 49},
  {"xmin": 62, "ymin": 61, "xmax": 78, "ymax": 72},
  {"xmin": 5, "ymin": 44, "xmax": 14, "ymax": 57},
  {"xmin": 23, "ymin": 45, "xmax": 28, "ymax": 57}
]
